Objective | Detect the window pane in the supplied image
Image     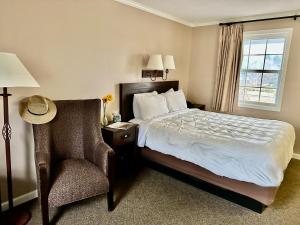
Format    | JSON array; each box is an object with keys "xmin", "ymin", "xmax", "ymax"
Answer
[
  {"xmin": 241, "ymin": 56, "xmax": 248, "ymax": 70},
  {"xmin": 239, "ymin": 87, "xmax": 245, "ymax": 102},
  {"xmin": 244, "ymin": 87, "xmax": 260, "ymax": 102},
  {"xmin": 239, "ymin": 72, "xmax": 247, "ymax": 86},
  {"xmin": 260, "ymin": 88, "xmax": 277, "ymax": 104},
  {"xmin": 243, "ymin": 40, "xmax": 250, "ymax": 55},
  {"xmin": 250, "ymin": 39, "xmax": 267, "ymax": 55},
  {"xmin": 248, "ymin": 55, "xmax": 265, "ymax": 70},
  {"xmin": 245, "ymin": 73, "xmax": 262, "ymax": 87},
  {"xmin": 265, "ymin": 55, "xmax": 283, "ymax": 70},
  {"xmin": 262, "ymin": 73, "xmax": 279, "ymax": 88},
  {"xmin": 266, "ymin": 39, "xmax": 285, "ymax": 54}
]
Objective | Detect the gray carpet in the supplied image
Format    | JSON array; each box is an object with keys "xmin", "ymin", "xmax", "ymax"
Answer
[{"xmin": 28, "ymin": 159, "xmax": 300, "ymax": 225}]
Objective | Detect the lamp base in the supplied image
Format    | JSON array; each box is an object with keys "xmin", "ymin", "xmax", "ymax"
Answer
[{"xmin": 1, "ymin": 209, "xmax": 31, "ymax": 225}]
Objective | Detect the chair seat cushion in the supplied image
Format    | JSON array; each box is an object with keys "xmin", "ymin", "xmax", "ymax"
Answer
[{"xmin": 48, "ymin": 159, "xmax": 109, "ymax": 208}]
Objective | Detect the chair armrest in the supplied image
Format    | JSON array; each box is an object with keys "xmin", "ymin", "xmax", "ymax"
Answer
[
  {"xmin": 33, "ymin": 124, "xmax": 52, "ymax": 180},
  {"xmin": 93, "ymin": 142, "xmax": 115, "ymax": 177},
  {"xmin": 35, "ymin": 151, "xmax": 50, "ymax": 198},
  {"xmin": 36, "ymin": 151, "xmax": 48, "ymax": 168}
]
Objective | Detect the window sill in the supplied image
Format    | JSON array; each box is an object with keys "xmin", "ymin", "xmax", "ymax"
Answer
[{"xmin": 238, "ymin": 102, "xmax": 281, "ymax": 112}]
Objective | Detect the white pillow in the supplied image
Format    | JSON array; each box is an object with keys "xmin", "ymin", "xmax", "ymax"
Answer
[
  {"xmin": 160, "ymin": 88, "xmax": 174, "ymax": 98},
  {"xmin": 133, "ymin": 91, "xmax": 157, "ymax": 118},
  {"xmin": 165, "ymin": 88, "xmax": 174, "ymax": 93},
  {"xmin": 164, "ymin": 89, "xmax": 187, "ymax": 112},
  {"xmin": 137, "ymin": 94, "xmax": 169, "ymax": 120}
]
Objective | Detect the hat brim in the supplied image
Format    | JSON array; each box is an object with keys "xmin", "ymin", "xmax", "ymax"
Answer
[{"xmin": 19, "ymin": 97, "xmax": 57, "ymax": 124}]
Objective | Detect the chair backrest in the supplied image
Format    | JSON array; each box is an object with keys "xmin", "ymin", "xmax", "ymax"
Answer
[{"xmin": 34, "ymin": 99, "xmax": 102, "ymax": 161}]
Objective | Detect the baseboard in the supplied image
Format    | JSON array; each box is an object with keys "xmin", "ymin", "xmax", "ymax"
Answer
[
  {"xmin": 293, "ymin": 153, "xmax": 300, "ymax": 160},
  {"xmin": 1, "ymin": 189, "xmax": 38, "ymax": 211}
]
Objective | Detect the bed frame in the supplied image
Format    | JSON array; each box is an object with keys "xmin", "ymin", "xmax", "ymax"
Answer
[{"xmin": 119, "ymin": 81, "xmax": 275, "ymax": 213}]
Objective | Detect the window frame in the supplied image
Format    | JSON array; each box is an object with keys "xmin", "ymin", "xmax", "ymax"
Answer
[{"xmin": 238, "ymin": 28, "xmax": 293, "ymax": 112}]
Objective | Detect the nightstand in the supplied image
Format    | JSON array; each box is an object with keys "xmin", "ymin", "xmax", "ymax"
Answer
[
  {"xmin": 186, "ymin": 101, "xmax": 206, "ymax": 110},
  {"xmin": 191, "ymin": 103, "xmax": 205, "ymax": 110},
  {"xmin": 101, "ymin": 124, "xmax": 138, "ymax": 176}
]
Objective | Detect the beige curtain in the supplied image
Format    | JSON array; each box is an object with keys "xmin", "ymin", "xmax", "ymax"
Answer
[{"xmin": 211, "ymin": 24, "xmax": 243, "ymax": 113}]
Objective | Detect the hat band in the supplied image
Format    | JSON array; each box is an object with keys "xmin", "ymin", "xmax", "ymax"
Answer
[{"xmin": 28, "ymin": 108, "xmax": 48, "ymax": 116}]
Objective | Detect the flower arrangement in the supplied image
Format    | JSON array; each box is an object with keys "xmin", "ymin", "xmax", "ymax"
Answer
[
  {"xmin": 102, "ymin": 94, "xmax": 113, "ymax": 126},
  {"xmin": 102, "ymin": 94, "xmax": 113, "ymax": 103}
]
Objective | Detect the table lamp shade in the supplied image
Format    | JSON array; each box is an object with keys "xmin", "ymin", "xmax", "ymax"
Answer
[
  {"xmin": 163, "ymin": 55, "xmax": 175, "ymax": 70},
  {"xmin": 146, "ymin": 54, "xmax": 164, "ymax": 70},
  {"xmin": 0, "ymin": 52, "xmax": 39, "ymax": 87}
]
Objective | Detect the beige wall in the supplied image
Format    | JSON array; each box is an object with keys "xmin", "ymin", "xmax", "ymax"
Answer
[
  {"xmin": 0, "ymin": 0, "xmax": 192, "ymax": 200},
  {"xmin": 0, "ymin": 0, "xmax": 299, "ymax": 202},
  {"xmin": 188, "ymin": 19, "xmax": 300, "ymax": 153},
  {"xmin": 188, "ymin": 25, "xmax": 219, "ymax": 109}
]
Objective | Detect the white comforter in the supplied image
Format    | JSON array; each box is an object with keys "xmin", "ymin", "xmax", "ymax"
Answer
[{"xmin": 132, "ymin": 109, "xmax": 295, "ymax": 187}]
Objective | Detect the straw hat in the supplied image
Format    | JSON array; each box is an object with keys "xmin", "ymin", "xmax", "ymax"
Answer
[{"xmin": 19, "ymin": 95, "xmax": 57, "ymax": 124}]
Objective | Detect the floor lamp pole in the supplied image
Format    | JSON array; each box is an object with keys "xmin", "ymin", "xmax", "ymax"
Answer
[
  {"xmin": 0, "ymin": 87, "xmax": 31, "ymax": 225},
  {"xmin": 1, "ymin": 87, "xmax": 13, "ymax": 210}
]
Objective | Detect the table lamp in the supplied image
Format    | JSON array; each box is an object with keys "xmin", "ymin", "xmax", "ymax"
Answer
[
  {"xmin": 163, "ymin": 55, "xmax": 176, "ymax": 80},
  {"xmin": 142, "ymin": 54, "xmax": 164, "ymax": 81}
]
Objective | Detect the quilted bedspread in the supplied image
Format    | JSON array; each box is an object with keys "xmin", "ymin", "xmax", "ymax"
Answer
[{"xmin": 136, "ymin": 109, "xmax": 295, "ymax": 187}]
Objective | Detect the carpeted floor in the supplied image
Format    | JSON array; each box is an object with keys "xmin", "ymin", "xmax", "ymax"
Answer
[{"xmin": 27, "ymin": 159, "xmax": 300, "ymax": 225}]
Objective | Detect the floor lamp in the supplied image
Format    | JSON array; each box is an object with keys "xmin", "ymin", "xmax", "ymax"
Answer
[{"xmin": 0, "ymin": 52, "xmax": 39, "ymax": 224}]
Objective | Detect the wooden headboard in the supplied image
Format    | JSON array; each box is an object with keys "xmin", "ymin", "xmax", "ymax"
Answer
[{"xmin": 119, "ymin": 81, "xmax": 179, "ymax": 121}]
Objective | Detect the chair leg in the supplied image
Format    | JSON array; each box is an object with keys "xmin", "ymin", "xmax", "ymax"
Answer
[
  {"xmin": 107, "ymin": 190, "xmax": 114, "ymax": 211},
  {"xmin": 40, "ymin": 199, "xmax": 49, "ymax": 225},
  {"xmin": 39, "ymin": 167, "xmax": 49, "ymax": 225}
]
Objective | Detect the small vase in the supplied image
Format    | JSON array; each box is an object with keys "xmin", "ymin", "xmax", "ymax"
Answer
[{"xmin": 103, "ymin": 115, "xmax": 108, "ymax": 126}]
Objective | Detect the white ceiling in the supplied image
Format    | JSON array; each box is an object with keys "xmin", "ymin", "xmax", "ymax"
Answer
[{"xmin": 115, "ymin": 0, "xmax": 300, "ymax": 27}]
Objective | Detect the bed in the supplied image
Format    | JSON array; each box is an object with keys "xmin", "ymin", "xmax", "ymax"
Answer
[{"xmin": 119, "ymin": 80, "xmax": 295, "ymax": 213}]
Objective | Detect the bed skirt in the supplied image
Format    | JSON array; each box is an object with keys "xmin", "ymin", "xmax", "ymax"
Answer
[{"xmin": 140, "ymin": 147, "xmax": 278, "ymax": 206}]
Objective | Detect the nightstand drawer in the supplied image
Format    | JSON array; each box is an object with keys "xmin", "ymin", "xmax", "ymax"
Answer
[
  {"xmin": 102, "ymin": 125, "xmax": 137, "ymax": 147},
  {"xmin": 114, "ymin": 129, "xmax": 135, "ymax": 145}
]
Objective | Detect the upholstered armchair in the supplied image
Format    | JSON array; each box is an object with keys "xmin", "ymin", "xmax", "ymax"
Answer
[{"xmin": 32, "ymin": 99, "xmax": 115, "ymax": 225}]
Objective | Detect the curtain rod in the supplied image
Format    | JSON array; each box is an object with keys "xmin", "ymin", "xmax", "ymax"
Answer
[{"xmin": 219, "ymin": 14, "xmax": 299, "ymax": 26}]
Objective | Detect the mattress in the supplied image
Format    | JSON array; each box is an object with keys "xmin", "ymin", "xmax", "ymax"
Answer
[{"xmin": 131, "ymin": 109, "xmax": 295, "ymax": 187}]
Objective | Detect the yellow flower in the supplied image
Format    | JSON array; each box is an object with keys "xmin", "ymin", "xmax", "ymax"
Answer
[
  {"xmin": 102, "ymin": 94, "xmax": 113, "ymax": 103},
  {"xmin": 106, "ymin": 94, "xmax": 113, "ymax": 102}
]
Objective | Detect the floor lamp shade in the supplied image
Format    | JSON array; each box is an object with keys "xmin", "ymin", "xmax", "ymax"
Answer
[{"xmin": 0, "ymin": 52, "xmax": 40, "ymax": 87}]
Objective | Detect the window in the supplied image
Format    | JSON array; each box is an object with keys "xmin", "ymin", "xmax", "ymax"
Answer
[{"xmin": 238, "ymin": 28, "xmax": 292, "ymax": 111}]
